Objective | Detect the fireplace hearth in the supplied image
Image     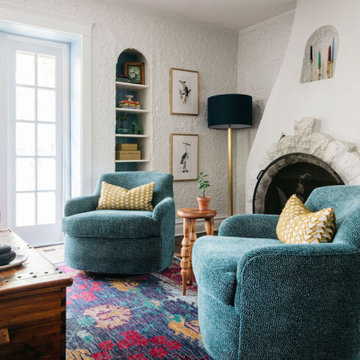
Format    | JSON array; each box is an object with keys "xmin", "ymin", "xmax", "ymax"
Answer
[
  {"xmin": 247, "ymin": 118, "xmax": 360, "ymax": 213},
  {"xmin": 252, "ymin": 153, "xmax": 344, "ymax": 214}
]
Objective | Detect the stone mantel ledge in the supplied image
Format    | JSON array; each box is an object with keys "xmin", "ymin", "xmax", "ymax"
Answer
[{"xmin": 247, "ymin": 117, "xmax": 360, "ymax": 212}]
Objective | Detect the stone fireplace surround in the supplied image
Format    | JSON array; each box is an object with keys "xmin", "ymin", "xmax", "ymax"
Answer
[{"xmin": 247, "ymin": 117, "xmax": 360, "ymax": 212}]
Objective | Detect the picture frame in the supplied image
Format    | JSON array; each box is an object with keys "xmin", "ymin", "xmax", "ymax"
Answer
[
  {"xmin": 170, "ymin": 134, "xmax": 199, "ymax": 181},
  {"xmin": 124, "ymin": 62, "xmax": 145, "ymax": 84},
  {"xmin": 170, "ymin": 68, "xmax": 199, "ymax": 116}
]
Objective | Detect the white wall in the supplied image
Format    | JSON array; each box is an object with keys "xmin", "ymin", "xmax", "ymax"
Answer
[
  {"xmin": 0, "ymin": 0, "xmax": 238, "ymax": 228},
  {"xmin": 235, "ymin": 11, "xmax": 294, "ymax": 213},
  {"xmin": 246, "ymin": 0, "xmax": 360, "ymax": 211}
]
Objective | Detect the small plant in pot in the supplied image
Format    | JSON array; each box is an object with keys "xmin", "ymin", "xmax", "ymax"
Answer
[{"xmin": 197, "ymin": 172, "xmax": 211, "ymax": 210}]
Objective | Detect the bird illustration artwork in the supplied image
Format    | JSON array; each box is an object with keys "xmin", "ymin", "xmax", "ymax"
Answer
[
  {"xmin": 179, "ymin": 80, "xmax": 191, "ymax": 104},
  {"xmin": 180, "ymin": 142, "xmax": 191, "ymax": 173}
]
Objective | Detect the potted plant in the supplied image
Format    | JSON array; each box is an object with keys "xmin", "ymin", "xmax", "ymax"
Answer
[{"xmin": 197, "ymin": 172, "xmax": 211, "ymax": 210}]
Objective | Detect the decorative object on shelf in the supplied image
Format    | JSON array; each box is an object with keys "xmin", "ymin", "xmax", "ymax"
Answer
[
  {"xmin": 331, "ymin": 37, "xmax": 335, "ymax": 77},
  {"xmin": 131, "ymin": 122, "xmax": 143, "ymax": 135},
  {"xmin": 317, "ymin": 50, "xmax": 321, "ymax": 80},
  {"xmin": 170, "ymin": 68, "xmax": 199, "ymax": 116},
  {"xmin": 170, "ymin": 133, "xmax": 199, "ymax": 181},
  {"xmin": 208, "ymin": 94, "xmax": 252, "ymax": 216},
  {"xmin": 116, "ymin": 142, "xmax": 141, "ymax": 161},
  {"xmin": 119, "ymin": 95, "xmax": 141, "ymax": 109},
  {"xmin": 124, "ymin": 62, "xmax": 145, "ymax": 84},
  {"xmin": 117, "ymin": 143, "xmax": 138, "ymax": 151},
  {"xmin": 116, "ymin": 73, "xmax": 131, "ymax": 82},
  {"xmin": 116, "ymin": 113, "xmax": 129, "ymax": 134},
  {"xmin": 196, "ymin": 172, "xmax": 211, "ymax": 211},
  {"xmin": 327, "ymin": 46, "xmax": 331, "ymax": 79},
  {"xmin": 309, "ymin": 45, "xmax": 313, "ymax": 82}
]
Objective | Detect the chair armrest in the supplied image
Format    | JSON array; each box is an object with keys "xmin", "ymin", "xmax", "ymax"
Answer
[
  {"xmin": 152, "ymin": 197, "xmax": 175, "ymax": 221},
  {"xmin": 64, "ymin": 194, "xmax": 99, "ymax": 217},
  {"xmin": 153, "ymin": 197, "xmax": 175, "ymax": 265},
  {"xmin": 219, "ymin": 214, "xmax": 279, "ymax": 239},
  {"xmin": 234, "ymin": 243, "xmax": 360, "ymax": 358}
]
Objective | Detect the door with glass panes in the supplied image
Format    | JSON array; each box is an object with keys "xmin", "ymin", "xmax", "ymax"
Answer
[{"xmin": 7, "ymin": 35, "xmax": 68, "ymax": 246}]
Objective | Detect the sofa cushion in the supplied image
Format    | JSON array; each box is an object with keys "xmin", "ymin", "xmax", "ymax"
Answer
[
  {"xmin": 192, "ymin": 236, "xmax": 280, "ymax": 305},
  {"xmin": 62, "ymin": 210, "xmax": 159, "ymax": 239}
]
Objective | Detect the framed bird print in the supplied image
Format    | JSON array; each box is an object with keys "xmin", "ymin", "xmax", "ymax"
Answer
[
  {"xmin": 170, "ymin": 134, "xmax": 199, "ymax": 181},
  {"xmin": 170, "ymin": 68, "xmax": 199, "ymax": 115}
]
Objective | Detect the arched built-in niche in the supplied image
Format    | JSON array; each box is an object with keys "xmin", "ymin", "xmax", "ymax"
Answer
[
  {"xmin": 115, "ymin": 49, "xmax": 151, "ymax": 171},
  {"xmin": 300, "ymin": 25, "xmax": 339, "ymax": 83}
]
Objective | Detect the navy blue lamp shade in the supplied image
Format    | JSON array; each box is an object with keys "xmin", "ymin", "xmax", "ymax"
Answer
[{"xmin": 208, "ymin": 94, "xmax": 252, "ymax": 129}]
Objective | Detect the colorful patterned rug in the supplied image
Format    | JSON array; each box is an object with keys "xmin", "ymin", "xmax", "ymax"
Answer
[{"xmin": 61, "ymin": 259, "xmax": 211, "ymax": 360}]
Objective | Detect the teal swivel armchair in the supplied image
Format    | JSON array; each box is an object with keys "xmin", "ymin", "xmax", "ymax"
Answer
[
  {"xmin": 62, "ymin": 172, "xmax": 175, "ymax": 274},
  {"xmin": 193, "ymin": 185, "xmax": 360, "ymax": 360}
]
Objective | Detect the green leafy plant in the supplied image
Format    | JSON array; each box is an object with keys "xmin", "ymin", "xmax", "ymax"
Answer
[{"xmin": 197, "ymin": 172, "xmax": 210, "ymax": 197}]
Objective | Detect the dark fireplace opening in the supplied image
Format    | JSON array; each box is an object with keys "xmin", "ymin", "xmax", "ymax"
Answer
[{"xmin": 253, "ymin": 153, "xmax": 344, "ymax": 214}]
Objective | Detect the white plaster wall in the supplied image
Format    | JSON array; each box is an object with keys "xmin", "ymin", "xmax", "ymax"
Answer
[
  {"xmin": 236, "ymin": 11, "xmax": 294, "ymax": 213},
  {"xmin": 1, "ymin": 0, "xmax": 238, "ymax": 225},
  {"xmin": 246, "ymin": 0, "xmax": 360, "ymax": 212}
]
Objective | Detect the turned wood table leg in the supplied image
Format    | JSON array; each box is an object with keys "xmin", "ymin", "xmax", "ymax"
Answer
[
  {"xmin": 205, "ymin": 217, "xmax": 215, "ymax": 235},
  {"xmin": 188, "ymin": 219, "xmax": 197, "ymax": 286},
  {"xmin": 180, "ymin": 218, "xmax": 191, "ymax": 295}
]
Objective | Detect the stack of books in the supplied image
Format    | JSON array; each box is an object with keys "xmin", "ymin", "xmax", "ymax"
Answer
[{"xmin": 116, "ymin": 143, "xmax": 141, "ymax": 160}]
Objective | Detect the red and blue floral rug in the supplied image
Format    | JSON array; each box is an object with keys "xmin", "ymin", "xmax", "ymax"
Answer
[{"xmin": 61, "ymin": 259, "xmax": 210, "ymax": 360}]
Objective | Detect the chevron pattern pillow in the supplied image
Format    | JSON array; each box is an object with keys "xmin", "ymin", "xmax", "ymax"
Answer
[
  {"xmin": 276, "ymin": 194, "xmax": 336, "ymax": 244},
  {"xmin": 97, "ymin": 181, "xmax": 155, "ymax": 211}
]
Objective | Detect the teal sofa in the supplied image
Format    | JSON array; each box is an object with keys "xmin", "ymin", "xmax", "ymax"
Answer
[
  {"xmin": 62, "ymin": 172, "xmax": 175, "ymax": 274},
  {"xmin": 193, "ymin": 185, "xmax": 360, "ymax": 360}
]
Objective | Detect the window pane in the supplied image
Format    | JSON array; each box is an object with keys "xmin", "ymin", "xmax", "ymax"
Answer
[
  {"xmin": 38, "ymin": 54, "xmax": 56, "ymax": 88},
  {"xmin": 37, "ymin": 192, "xmax": 55, "ymax": 224},
  {"xmin": 16, "ymin": 122, "xmax": 35, "ymax": 156},
  {"xmin": 16, "ymin": 51, "xmax": 35, "ymax": 86},
  {"xmin": 37, "ymin": 123, "xmax": 56, "ymax": 156},
  {"xmin": 16, "ymin": 192, "xmax": 35, "ymax": 226},
  {"xmin": 37, "ymin": 158, "xmax": 56, "ymax": 190},
  {"xmin": 16, "ymin": 158, "xmax": 35, "ymax": 191},
  {"xmin": 16, "ymin": 86, "xmax": 35, "ymax": 121},
  {"xmin": 37, "ymin": 89, "xmax": 56, "ymax": 122}
]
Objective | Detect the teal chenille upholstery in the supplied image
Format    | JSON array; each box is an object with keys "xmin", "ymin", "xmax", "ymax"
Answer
[
  {"xmin": 63, "ymin": 172, "xmax": 175, "ymax": 274},
  {"xmin": 193, "ymin": 185, "xmax": 360, "ymax": 360}
]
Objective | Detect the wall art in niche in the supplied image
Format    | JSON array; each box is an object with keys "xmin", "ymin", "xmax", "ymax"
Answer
[
  {"xmin": 170, "ymin": 134, "xmax": 199, "ymax": 181},
  {"xmin": 170, "ymin": 68, "xmax": 199, "ymax": 115},
  {"xmin": 124, "ymin": 62, "xmax": 145, "ymax": 84}
]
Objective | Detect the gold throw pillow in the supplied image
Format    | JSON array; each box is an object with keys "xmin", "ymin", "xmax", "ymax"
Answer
[
  {"xmin": 276, "ymin": 194, "xmax": 336, "ymax": 244},
  {"xmin": 97, "ymin": 181, "xmax": 155, "ymax": 211}
]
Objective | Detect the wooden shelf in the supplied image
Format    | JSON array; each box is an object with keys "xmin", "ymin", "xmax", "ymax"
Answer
[
  {"xmin": 115, "ymin": 82, "xmax": 150, "ymax": 91},
  {"xmin": 115, "ymin": 134, "xmax": 149, "ymax": 138},
  {"xmin": 115, "ymin": 159, "xmax": 150, "ymax": 163},
  {"xmin": 116, "ymin": 107, "xmax": 149, "ymax": 114}
]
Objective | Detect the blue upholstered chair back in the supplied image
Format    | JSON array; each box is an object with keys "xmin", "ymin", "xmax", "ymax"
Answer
[
  {"xmin": 95, "ymin": 172, "xmax": 173, "ymax": 207},
  {"xmin": 305, "ymin": 185, "xmax": 360, "ymax": 247}
]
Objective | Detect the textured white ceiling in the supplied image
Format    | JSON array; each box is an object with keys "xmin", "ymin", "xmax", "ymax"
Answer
[{"xmin": 119, "ymin": 0, "xmax": 296, "ymax": 30}]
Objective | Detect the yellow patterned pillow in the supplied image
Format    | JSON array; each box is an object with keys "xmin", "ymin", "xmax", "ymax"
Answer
[
  {"xmin": 97, "ymin": 181, "xmax": 155, "ymax": 211},
  {"xmin": 276, "ymin": 194, "xmax": 336, "ymax": 244}
]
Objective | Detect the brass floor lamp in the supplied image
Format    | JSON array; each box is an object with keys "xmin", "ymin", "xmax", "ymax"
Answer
[{"xmin": 208, "ymin": 94, "xmax": 252, "ymax": 216}]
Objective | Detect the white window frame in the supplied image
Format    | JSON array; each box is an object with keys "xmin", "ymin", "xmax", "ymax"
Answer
[
  {"xmin": 0, "ymin": 4, "xmax": 93, "ymax": 231},
  {"xmin": 7, "ymin": 35, "xmax": 68, "ymax": 245}
]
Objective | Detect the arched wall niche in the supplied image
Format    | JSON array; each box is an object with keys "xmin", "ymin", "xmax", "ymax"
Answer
[
  {"xmin": 300, "ymin": 25, "xmax": 339, "ymax": 83},
  {"xmin": 115, "ymin": 48, "xmax": 152, "ymax": 171}
]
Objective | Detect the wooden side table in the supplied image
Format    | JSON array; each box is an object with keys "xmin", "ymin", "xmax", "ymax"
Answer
[{"xmin": 177, "ymin": 208, "xmax": 216, "ymax": 295}]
